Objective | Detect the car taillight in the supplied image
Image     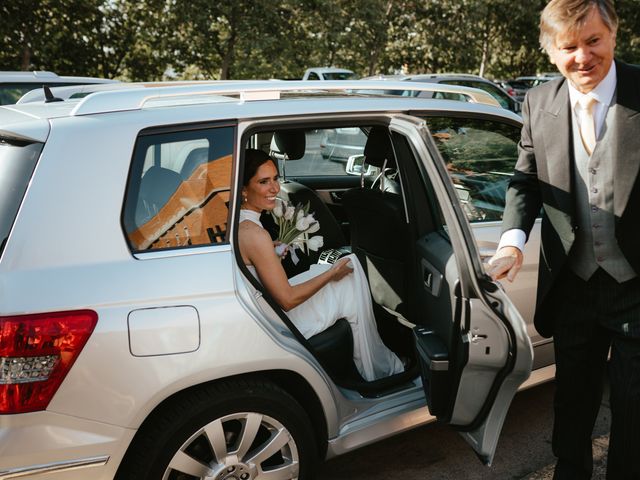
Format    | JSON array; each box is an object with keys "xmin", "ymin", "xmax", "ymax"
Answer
[{"xmin": 0, "ymin": 310, "xmax": 97, "ymax": 414}]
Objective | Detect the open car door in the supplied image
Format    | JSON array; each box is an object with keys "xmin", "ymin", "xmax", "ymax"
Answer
[{"xmin": 388, "ymin": 114, "xmax": 533, "ymax": 465}]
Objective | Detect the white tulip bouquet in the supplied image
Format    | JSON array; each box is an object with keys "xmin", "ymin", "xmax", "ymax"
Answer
[{"xmin": 272, "ymin": 199, "xmax": 324, "ymax": 263}]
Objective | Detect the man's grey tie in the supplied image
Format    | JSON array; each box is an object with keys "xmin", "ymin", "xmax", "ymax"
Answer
[{"xmin": 578, "ymin": 96, "xmax": 597, "ymax": 155}]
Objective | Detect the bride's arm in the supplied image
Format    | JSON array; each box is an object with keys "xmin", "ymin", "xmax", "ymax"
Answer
[{"xmin": 241, "ymin": 225, "xmax": 352, "ymax": 311}]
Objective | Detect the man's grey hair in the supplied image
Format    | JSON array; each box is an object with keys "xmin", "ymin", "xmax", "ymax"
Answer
[{"xmin": 539, "ymin": 0, "xmax": 618, "ymax": 53}]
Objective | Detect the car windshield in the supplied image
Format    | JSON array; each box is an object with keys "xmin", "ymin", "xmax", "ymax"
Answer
[
  {"xmin": 0, "ymin": 138, "xmax": 43, "ymax": 256},
  {"xmin": 323, "ymin": 72, "xmax": 358, "ymax": 80}
]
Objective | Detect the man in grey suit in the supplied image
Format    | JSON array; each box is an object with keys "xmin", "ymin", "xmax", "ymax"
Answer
[{"xmin": 489, "ymin": 0, "xmax": 640, "ymax": 478}]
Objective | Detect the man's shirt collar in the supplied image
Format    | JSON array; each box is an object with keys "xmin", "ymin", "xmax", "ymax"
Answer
[{"xmin": 568, "ymin": 61, "xmax": 617, "ymax": 109}]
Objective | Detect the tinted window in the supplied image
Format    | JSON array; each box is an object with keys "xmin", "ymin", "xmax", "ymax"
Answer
[
  {"xmin": 0, "ymin": 139, "xmax": 43, "ymax": 256},
  {"xmin": 427, "ymin": 117, "xmax": 519, "ymax": 222},
  {"xmin": 307, "ymin": 72, "xmax": 320, "ymax": 80},
  {"xmin": 123, "ymin": 127, "xmax": 234, "ymax": 252}
]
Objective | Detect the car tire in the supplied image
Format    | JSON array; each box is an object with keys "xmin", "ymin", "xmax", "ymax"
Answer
[{"xmin": 115, "ymin": 379, "xmax": 318, "ymax": 480}]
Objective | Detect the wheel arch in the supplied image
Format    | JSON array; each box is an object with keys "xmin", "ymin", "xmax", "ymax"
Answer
[{"xmin": 117, "ymin": 369, "xmax": 329, "ymax": 472}]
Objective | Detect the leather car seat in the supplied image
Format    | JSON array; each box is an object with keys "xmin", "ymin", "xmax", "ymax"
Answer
[{"xmin": 342, "ymin": 127, "xmax": 414, "ymax": 322}]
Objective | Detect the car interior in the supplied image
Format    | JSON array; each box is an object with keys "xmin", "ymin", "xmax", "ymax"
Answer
[{"xmin": 236, "ymin": 122, "xmax": 468, "ymax": 406}]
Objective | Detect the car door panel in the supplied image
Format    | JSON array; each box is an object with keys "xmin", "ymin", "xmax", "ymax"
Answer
[{"xmin": 389, "ymin": 115, "xmax": 532, "ymax": 465}]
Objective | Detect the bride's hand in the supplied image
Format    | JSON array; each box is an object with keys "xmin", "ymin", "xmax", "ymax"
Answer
[
  {"xmin": 330, "ymin": 257, "xmax": 354, "ymax": 281},
  {"xmin": 274, "ymin": 241, "xmax": 288, "ymax": 258}
]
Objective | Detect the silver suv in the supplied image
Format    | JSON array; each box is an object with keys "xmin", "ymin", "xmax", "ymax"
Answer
[{"xmin": 0, "ymin": 81, "xmax": 550, "ymax": 480}]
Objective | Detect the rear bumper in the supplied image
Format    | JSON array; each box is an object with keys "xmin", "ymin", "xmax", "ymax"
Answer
[{"xmin": 0, "ymin": 410, "xmax": 134, "ymax": 480}]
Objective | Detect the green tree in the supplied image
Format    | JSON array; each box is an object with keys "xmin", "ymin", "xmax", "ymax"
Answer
[{"xmin": 616, "ymin": 0, "xmax": 640, "ymax": 65}]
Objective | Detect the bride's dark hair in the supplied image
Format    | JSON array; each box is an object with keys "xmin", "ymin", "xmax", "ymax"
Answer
[{"xmin": 243, "ymin": 149, "xmax": 277, "ymax": 186}]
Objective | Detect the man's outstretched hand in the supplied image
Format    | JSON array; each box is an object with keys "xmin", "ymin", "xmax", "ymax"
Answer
[{"xmin": 487, "ymin": 246, "xmax": 523, "ymax": 282}]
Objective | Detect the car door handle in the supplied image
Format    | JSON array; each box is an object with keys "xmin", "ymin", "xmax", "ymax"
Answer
[{"xmin": 421, "ymin": 259, "xmax": 443, "ymax": 297}]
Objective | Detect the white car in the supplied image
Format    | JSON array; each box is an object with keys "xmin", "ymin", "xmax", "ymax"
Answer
[
  {"xmin": 0, "ymin": 80, "xmax": 549, "ymax": 480},
  {"xmin": 302, "ymin": 67, "xmax": 357, "ymax": 80}
]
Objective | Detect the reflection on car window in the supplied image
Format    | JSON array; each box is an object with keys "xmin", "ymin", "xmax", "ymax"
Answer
[
  {"xmin": 123, "ymin": 126, "xmax": 234, "ymax": 251},
  {"xmin": 427, "ymin": 117, "xmax": 519, "ymax": 223},
  {"xmin": 282, "ymin": 128, "xmax": 371, "ymax": 177}
]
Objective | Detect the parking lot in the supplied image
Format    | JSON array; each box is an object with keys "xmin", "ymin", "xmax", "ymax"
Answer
[{"xmin": 318, "ymin": 380, "xmax": 611, "ymax": 479}]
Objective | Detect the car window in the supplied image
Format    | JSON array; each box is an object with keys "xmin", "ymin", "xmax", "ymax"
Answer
[
  {"xmin": 426, "ymin": 116, "xmax": 520, "ymax": 223},
  {"xmin": 282, "ymin": 127, "xmax": 371, "ymax": 177},
  {"xmin": 122, "ymin": 126, "xmax": 234, "ymax": 252},
  {"xmin": 322, "ymin": 72, "xmax": 358, "ymax": 80},
  {"xmin": 307, "ymin": 72, "xmax": 320, "ymax": 80},
  {"xmin": 0, "ymin": 139, "xmax": 43, "ymax": 256}
]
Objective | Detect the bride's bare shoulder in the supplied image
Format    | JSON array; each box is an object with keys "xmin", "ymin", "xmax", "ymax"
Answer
[{"xmin": 239, "ymin": 221, "xmax": 271, "ymax": 245}]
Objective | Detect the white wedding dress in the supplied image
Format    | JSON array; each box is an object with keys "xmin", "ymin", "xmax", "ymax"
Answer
[{"xmin": 240, "ymin": 209, "xmax": 404, "ymax": 381}]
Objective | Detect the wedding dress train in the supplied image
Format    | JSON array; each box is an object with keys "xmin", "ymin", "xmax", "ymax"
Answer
[{"xmin": 240, "ymin": 209, "xmax": 404, "ymax": 381}]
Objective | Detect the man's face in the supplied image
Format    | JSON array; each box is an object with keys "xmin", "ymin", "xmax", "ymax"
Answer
[{"xmin": 549, "ymin": 6, "xmax": 616, "ymax": 93}]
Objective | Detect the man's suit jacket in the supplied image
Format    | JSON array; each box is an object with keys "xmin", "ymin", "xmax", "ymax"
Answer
[{"xmin": 502, "ymin": 60, "xmax": 640, "ymax": 338}]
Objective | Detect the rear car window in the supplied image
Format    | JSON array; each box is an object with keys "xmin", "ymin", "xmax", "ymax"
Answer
[
  {"xmin": 122, "ymin": 126, "xmax": 234, "ymax": 252},
  {"xmin": 0, "ymin": 139, "xmax": 43, "ymax": 256}
]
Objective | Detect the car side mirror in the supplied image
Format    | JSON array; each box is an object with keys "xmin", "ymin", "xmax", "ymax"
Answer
[{"xmin": 345, "ymin": 154, "xmax": 378, "ymax": 176}]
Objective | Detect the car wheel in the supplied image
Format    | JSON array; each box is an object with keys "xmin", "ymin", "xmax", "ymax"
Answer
[{"xmin": 116, "ymin": 379, "xmax": 318, "ymax": 480}]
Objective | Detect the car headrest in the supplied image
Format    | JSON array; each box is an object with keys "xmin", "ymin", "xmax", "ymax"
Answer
[
  {"xmin": 180, "ymin": 147, "xmax": 209, "ymax": 179},
  {"xmin": 364, "ymin": 127, "xmax": 395, "ymax": 168},
  {"xmin": 270, "ymin": 130, "xmax": 306, "ymax": 160}
]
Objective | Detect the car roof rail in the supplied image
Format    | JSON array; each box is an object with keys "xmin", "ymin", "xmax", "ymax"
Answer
[{"xmin": 41, "ymin": 80, "xmax": 500, "ymax": 116}]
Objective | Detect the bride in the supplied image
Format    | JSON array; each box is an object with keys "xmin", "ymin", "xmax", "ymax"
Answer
[{"xmin": 238, "ymin": 149, "xmax": 404, "ymax": 382}]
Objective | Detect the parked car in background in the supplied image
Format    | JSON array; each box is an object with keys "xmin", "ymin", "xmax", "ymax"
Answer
[
  {"xmin": 302, "ymin": 67, "xmax": 358, "ymax": 80},
  {"xmin": 0, "ymin": 71, "xmax": 118, "ymax": 105},
  {"xmin": 0, "ymin": 80, "xmax": 551, "ymax": 480},
  {"xmin": 514, "ymin": 74, "xmax": 560, "ymax": 90},
  {"xmin": 494, "ymin": 79, "xmax": 529, "ymax": 102},
  {"xmin": 361, "ymin": 73, "xmax": 521, "ymax": 114}
]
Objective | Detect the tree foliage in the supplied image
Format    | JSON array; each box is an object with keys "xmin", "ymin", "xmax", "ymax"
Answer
[{"xmin": 1, "ymin": 0, "xmax": 639, "ymax": 81}]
